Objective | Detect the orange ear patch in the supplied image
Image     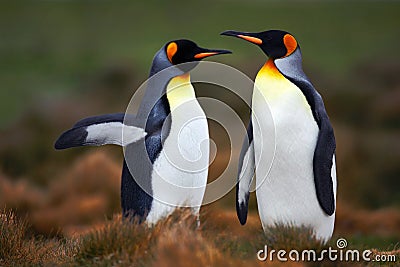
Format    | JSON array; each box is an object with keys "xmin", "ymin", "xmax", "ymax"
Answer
[
  {"xmin": 283, "ymin": 34, "xmax": 297, "ymax": 57},
  {"xmin": 167, "ymin": 42, "xmax": 178, "ymax": 62}
]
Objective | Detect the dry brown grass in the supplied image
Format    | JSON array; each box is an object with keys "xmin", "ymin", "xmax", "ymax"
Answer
[
  {"xmin": 261, "ymin": 224, "xmax": 324, "ymax": 252},
  {"xmin": 0, "ymin": 210, "xmax": 77, "ymax": 266},
  {"xmin": 1, "ymin": 207, "xmax": 399, "ymax": 267},
  {"xmin": 153, "ymin": 210, "xmax": 235, "ymax": 267},
  {"xmin": 71, "ymin": 209, "xmax": 242, "ymax": 266},
  {"xmin": 66, "ymin": 208, "xmax": 312, "ymax": 267},
  {"xmin": 76, "ymin": 214, "xmax": 152, "ymax": 266}
]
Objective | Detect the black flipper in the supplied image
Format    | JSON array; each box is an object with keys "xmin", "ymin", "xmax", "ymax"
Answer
[
  {"xmin": 55, "ymin": 113, "xmax": 146, "ymax": 150},
  {"xmin": 236, "ymin": 119, "xmax": 255, "ymax": 225},
  {"xmin": 72, "ymin": 113, "xmax": 125, "ymax": 128}
]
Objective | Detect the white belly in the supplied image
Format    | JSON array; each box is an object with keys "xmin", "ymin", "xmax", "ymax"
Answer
[
  {"xmin": 252, "ymin": 65, "xmax": 335, "ymax": 241},
  {"xmin": 146, "ymin": 78, "xmax": 209, "ymax": 224}
]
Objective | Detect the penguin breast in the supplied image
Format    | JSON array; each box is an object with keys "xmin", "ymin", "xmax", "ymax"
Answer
[{"xmin": 145, "ymin": 76, "xmax": 209, "ymax": 223}]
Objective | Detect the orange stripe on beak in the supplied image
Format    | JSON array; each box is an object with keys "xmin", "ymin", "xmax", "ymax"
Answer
[
  {"xmin": 194, "ymin": 52, "xmax": 218, "ymax": 59},
  {"xmin": 238, "ymin": 35, "xmax": 263, "ymax": 45}
]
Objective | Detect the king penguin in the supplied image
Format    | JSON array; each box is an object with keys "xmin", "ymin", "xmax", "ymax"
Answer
[
  {"xmin": 55, "ymin": 39, "xmax": 231, "ymax": 225},
  {"xmin": 221, "ymin": 30, "xmax": 337, "ymax": 241}
]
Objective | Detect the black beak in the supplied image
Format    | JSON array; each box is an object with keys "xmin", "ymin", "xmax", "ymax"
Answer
[
  {"xmin": 221, "ymin": 30, "xmax": 263, "ymax": 45},
  {"xmin": 221, "ymin": 30, "xmax": 245, "ymax": 37}
]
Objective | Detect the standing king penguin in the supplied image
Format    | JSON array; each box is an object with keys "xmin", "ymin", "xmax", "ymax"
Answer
[
  {"xmin": 221, "ymin": 30, "xmax": 336, "ymax": 241},
  {"xmin": 55, "ymin": 40, "xmax": 230, "ymax": 224}
]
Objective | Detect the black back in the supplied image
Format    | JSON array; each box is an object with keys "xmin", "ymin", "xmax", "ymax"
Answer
[{"xmin": 121, "ymin": 46, "xmax": 179, "ymax": 220}]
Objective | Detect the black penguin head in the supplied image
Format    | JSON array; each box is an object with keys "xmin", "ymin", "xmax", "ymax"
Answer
[
  {"xmin": 165, "ymin": 39, "xmax": 231, "ymax": 71},
  {"xmin": 221, "ymin": 30, "xmax": 298, "ymax": 59}
]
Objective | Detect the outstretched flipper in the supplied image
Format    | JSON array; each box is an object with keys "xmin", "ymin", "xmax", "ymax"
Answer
[
  {"xmin": 275, "ymin": 51, "xmax": 336, "ymax": 215},
  {"xmin": 236, "ymin": 120, "xmax": 256, "ymax": 225},
  {"xmin": 55, "ymin": 113, "xmax": 146, "ymax": 149}
]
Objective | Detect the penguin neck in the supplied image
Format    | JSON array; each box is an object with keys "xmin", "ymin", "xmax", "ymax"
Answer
[
  {"xmin": 254, "ymin": 57, "xmax": 312, "ymax": 113},
  {"xmin": 135, "ymin": 48, "xmax": 183, "ymax": 126},
  {"xmin": 254, "ymin": 58, "xmax": 288, "ymax": 96},
  {"xmin": 257, "ymin": 58, "xmax": 284, "ymax": 79},
  {"xmin": 166, "ymin": 73, "xmax": 195, "ymax": 110}
]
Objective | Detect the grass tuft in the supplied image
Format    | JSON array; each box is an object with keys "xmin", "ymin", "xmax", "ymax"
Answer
[
  {"xmin": 0, "ymin": 209, "xmax": 76, "ymax": 266},
  {"xmin": 76, "ymin": 214, "xmax": 151, "ymax": 266},
  {"xmin": 76, "ymin": 208, "xmax": 202, "ymax": 266},
  {"xmin": 260, "ymin": 223, "xmax": 325, "ymax": 251},
  {"xmin": 152, "ymin": 210, "xmax": 228, "ymax": 267}
]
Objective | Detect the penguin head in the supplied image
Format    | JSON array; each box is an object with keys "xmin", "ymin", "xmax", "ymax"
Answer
[
  {"xmin": 164, "ymin": 39, "xmax": 231, "ymax": 71},
  {"xmin": 221, "ymin": 30, "xmax": 298, "ymax": 59}
]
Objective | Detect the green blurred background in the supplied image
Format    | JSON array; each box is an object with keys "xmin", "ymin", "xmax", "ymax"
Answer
[{"xmin": 0, "ymin": 0, "xmax": 399, "ymax": 243}]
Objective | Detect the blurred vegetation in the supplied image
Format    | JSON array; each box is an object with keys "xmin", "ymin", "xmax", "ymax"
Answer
[
  {"xmin": 0, "ymin": 1, "xmax": 399, "ymax": 265},
  {"xmin": 1, "ymin": 0, "xmax": 399, "ymax": 122}
]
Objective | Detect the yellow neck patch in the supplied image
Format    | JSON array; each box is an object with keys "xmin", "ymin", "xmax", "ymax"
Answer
[
  {"xmin": 255, "ymin": 59, "xmax": 310, "ymax": 109},
  {"xmin": 257, "ymin": 58, "xmax": 284, "ymax": 79},
  {"xmin": 166, "ymin": 73, "xmax": 195, "ymax": 109}
]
